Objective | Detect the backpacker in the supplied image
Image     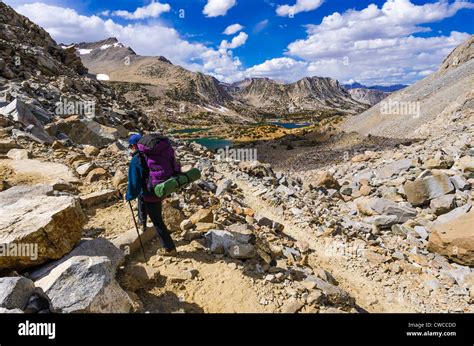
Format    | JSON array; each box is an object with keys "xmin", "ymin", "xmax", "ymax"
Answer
[
  {"xmin": 137, "ymin": 133, "xmax": 202, "ymax": 199},
  {"xmin": 137, "ymin": 134, "xmax": 181, "ymax": 199}
]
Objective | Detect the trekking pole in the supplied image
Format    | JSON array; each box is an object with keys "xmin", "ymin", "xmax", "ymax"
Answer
[{"xmin": 127, "ymin": 200, "xmax": 148, "ymax": 264}]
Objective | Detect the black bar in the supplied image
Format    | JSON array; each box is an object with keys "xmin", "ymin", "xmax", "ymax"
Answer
[{"xmin": 0, "ymin": 313, "xmax": 472, "ymax": 345}]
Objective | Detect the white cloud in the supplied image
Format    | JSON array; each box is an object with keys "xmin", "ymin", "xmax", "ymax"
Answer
[
  {"xmin": 10, "ymin": 0, "xmax": 474, "ymax": 86},
  {"xmin": 14, "ymin": 2, "xmax": 242, "ymax": 82},
  {"xmin": 245, "ymin": 57, "xmax": 308, "ymax": 80},
  {"xmin": 15, "ymin": 3, "xmax": 110, "ymax": 43},
  {"xmin": 223, "ymin": 23, "xmax": 244, "ymax": 35},
  {"xmin": 284, "ymin": 0, "xmax": 474, "ymax": 84},
  {"xmin": 100, "ymin": 10, "xmax": 110, "ymax": 17},
  {"xmin": 254, "ymin": 19, "xmax": 269, "ymax": 33},
  {"xmin": 276, "ymin": 0, "xmax": 324, "ymax": 17},
  {"xmin": 220, "ymin": 32, "xmax": 248, "ymax": 49},
  {"xmin": 203, "ymin": 0, "xmax": 236, "ymax": 17},
  {"xmin": 112, "ymin": 1, "xmax": 171, "ymax": 20}
]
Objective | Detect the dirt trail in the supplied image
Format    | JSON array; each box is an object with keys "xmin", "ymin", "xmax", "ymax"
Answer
[
  {"xmin": 225, "ymin": 172, "xmax": 415, "ymax": 313},
  {"xmin": 87, "ymin": 200, "xmax": 279, "ymax": 313},
  {"xmin": 85, "ymin": 176, "xmax": 412, "ymax": 313},
  {"xmin": 137, "ymin": 242, "xmax": 273, "ymax": 313}
]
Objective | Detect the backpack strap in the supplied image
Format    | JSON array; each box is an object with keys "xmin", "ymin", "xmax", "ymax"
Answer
[{"xmin": 136, "ymin": 151, "xmax": 153, "ymax": 194}]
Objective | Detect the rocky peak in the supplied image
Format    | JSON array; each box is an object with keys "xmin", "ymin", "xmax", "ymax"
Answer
[
  {"xmin": 438, "ymin": 34, "xmax": 473, "ymax": 74},
  {"xmin": 75, "ymin": 37, "xmax": 134, "ymax": 56},
  {"xmin": 347, "ymin": 88, "xmax": 389, "ymax": 106},
  {"xmin": 0, "ymin": 2, "xmax": 87, "ymax": 77}
]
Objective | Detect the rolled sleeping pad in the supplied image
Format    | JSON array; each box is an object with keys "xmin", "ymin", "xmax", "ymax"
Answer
[{"xmin": 154, "ymin": 168, "xmax": 201, "ymax": 198}]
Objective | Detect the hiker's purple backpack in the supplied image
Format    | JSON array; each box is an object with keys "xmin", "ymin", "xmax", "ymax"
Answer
[{"xmin": 137, "ymin": 134, "xmax": 181, "ymax": 202}]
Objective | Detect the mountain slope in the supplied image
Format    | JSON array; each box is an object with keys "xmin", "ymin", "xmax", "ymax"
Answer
[
  {"xmin": 227, "ymin": 77, "xmax": 368, "ymax": 116},
  {"xmin": 347, "ymin": 88, "xmax": 389, "ymax": 106},
  {"xmin": 0, "ymin": 3, "xmax": 86, "ymax": 79},
  {"xmin": 0, "ymin": 2, "xmax": 149, "ymax": 143},
  {"xmin": 342, "ymin": 35, "xmax": 474, "ymax": 139},
  {"xmin": 77, "ymin": 38, "xmax": 368, "ymax": 121},
  {"xmin": 77, "ymin": 38, "xmax": 233, "ymax": 106},
  {"xmin": 76, "ymin": 38, "xmax": 257, "ymax": 126}
]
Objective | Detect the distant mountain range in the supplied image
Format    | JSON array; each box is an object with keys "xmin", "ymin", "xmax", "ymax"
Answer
[
  {"xmin": 343, "ymin": 82, "xmax": 408, "ymax": 93},
  {"xmin": 346, "ymin": 88, "xmax": 389, "ymax": 106},
  {"xmin": 74, "ymin": 38, "xmax": 368, "ymax": 122}
]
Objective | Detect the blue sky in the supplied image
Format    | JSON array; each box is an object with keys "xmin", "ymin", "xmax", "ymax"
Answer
[{"xmin": 5, "ymin": 0, "xmax": 474, "ymax": 85}]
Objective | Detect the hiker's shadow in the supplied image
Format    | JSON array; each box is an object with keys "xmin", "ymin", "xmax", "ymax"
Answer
[{"xmin": 138, "ymin": 290, "xmax": 204, "ymax": 313}]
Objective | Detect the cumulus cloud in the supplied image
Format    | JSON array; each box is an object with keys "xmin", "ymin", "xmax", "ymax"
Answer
[
  {"xmin": 112, "ymin": 1, "xmax": 171, "ymax": 20},
  {"xmin": 276, "ymin": 0, "xmax": 324, "ymax": 17},
  {"xmin": 284, "ymin": 0, "xmax": 473, "ymax": 84},
  {"xmin": 223, "ymin": 23, "xmax": 244, "ymax": 35},
  {"xmin": 220, "ymin": 32, "xmax": 248, "ymax": 49},
  {"xmin": 245, "ymin": 57, "xmax": 308, "ymax": 80},
  {"xmin": 203, "ymin": 0, "xmax": 236, "ymax": 17},
  {"xmin": 16, "ymin": 2, "xmax": 111, "ymax": 43},
  {"xmin": 10, "ymin": 0, "xmax": 474, "ymax": 85},
  {"xmin": 14, "ymin": 2, "xmax": 242, "ymax": 81}
]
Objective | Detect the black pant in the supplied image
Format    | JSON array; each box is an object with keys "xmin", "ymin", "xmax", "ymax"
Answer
[{"xmin": 137, "ymin": 197, "xmax": 176, "ymax": 251}]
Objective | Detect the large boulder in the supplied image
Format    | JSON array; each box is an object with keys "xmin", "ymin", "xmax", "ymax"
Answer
[
  {"xmin": 35, "ymin": 255, "xmax": 132, "ymax": 313},
  {"xmin": 304, "ymin": 276, "xmax": 355, "ymax": 308},
  {"xmin": 112, "ymin": 226, "xmax": 157, "ymax": 257},
  {"xmin": 112, "ymin": 169, "xmax": 128, "ymax": 189},
  {"xmin": 6, "ymin": 149, "xmax": 32, "ymax": 160},
  {"xmin": 433, "ymin": 204, "xmax": 472, "ymax": 225},
  {"xmin": 430, "ymin": 194, "xmax": 455, "ymax": 215},
  {"xmin": 0, "ymin": 99, "xmax": 53, "ymax": 143},
  {"xmin": 0, "ymin": 277, "xmax": 35, "ymax": 310},
  {"xmin": 370, "ymin": 198, "xmax": 417, "ymax": 223},
  {"xmin": 162, "ymin": 200, "xmax": 186, "ymax": 233},
  {"xmin": 454, "ymin": 156, "xmax": 474, "ymax": 172},
  {"xmin": 79, "ymin": 189, "xmax": 118, "ymax": 209},
  {"xmin": 0, "ymin": 186, "xmax": 85, "ymax": 269},
  {"xmin": 376, "ymin": 159, "xmax": 413, "ymax": 179},
  {"xmin": 403, "ymin": 173, "xmax": 454, "ymax": 206},
  {"xmin": 228, "ymin": 243, "xmax": 256, "ymax": 259},
  {"xmin": 189, "ymin": 208, "xmax": 214, "ymax": 224},
  {"xmin": 30, "ymin": 238, "xmax": 125, "ymax": 281},
  {"xmin": 428, "ymin": 209, "xmax": 474, "ymax": 266},
  {"xmin": 204, "ymin": 229, "xmax": 255, "ymax": 256},
  {"xmin": 0, "ymin": 159, "xmax": 78, "ymax": 184},
  {"xmin": 0, "ymin": 139, "xmax": 20, "ymax": 154},
  {"xmin": 310, "ymin": 171, "xmax": 340, "ymax": 190},
  {"xmin": 47, "ymin": 116, "xmax": 118, "ymax": 147}
]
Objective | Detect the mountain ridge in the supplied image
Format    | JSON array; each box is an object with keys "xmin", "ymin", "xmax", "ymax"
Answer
[
  {"xmin": 76, "ymin": 37, "xmax": 368, "ymax": 119},
  {"xmin": 343, "ymin": 82, "xmax": 408, "ymax": 93}
]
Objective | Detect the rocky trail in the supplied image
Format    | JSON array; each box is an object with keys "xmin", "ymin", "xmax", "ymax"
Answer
[
  {"xmin": 1, "ymin": 122, "xmax": 473, "ymax": 314},
  {"xmin": 226, "ymin": 174, "xmax": 408, "ymax": 313},
  {"xmin": 0, "ymin": 2, "xmax": 472, "ymax": 315}
]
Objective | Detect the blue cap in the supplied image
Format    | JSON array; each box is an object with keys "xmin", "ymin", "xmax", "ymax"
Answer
[{"xmin": 128, "ymin": 134, "xmax": 142, "ymax": 146}]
